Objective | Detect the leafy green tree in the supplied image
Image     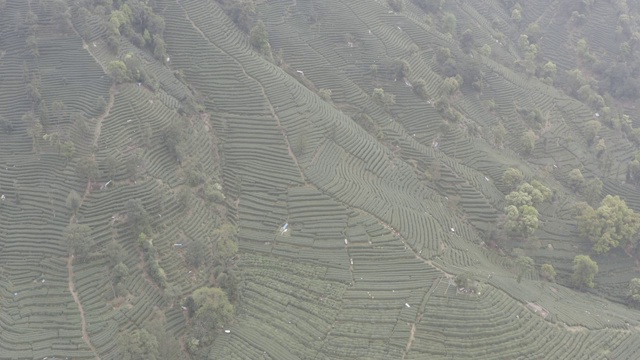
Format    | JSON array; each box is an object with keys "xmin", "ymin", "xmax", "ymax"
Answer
[
  {"xmin": 153, "ymin": 35, "xmax": 167, "ymax": 63},
  {"xmin": 629, "ymin": 278, "xmax": 640, "ymax": 304},
  {"xmin": 60, "ymin": 141, "xmax": 75, "ymax": 160},
  {"xmin": 186, "ymin": 239, "xmax": 207, "ymax": 268},
  {"xmin": 318, "ymin": 88, "xmax": 332, "ymax": 101},
  {"xmin": 126, "ymin": 199, "xmax": 152, "ymax": 236},
  {"xmin": 515, "ymin": 256, "xmax": 534, "ymax": 283},
  {"xmin": 106, "ymin": 241, "xmax": 125, "ymax": 266},
  {"xmin": 460, "ymin": 29, "xmax": 474, "ymax": 53},
  {"xmin": 531, "ymin": 180, "xmax": 552, "ymax": 201},
  {"xmin": 76, "ymin": 157, "xmax": 99, "ymax": 182},
  {"xmin": 595, "ymin": 138, "xmax": 606, "ymax": 158},
  {"xmin": 214, "ymin": 223, "xmax": 238, "ymax": 264},
  {"xmin": 572, "ymin": 255, "xmax": 598, "ymax": 289},
  {"xmin": 540, "ymin": 263, "xmax": 556, "ymax": 282},
  {"xmin": 576, "ymin": 195, "xmax": 640, "ymax": 254},
  {"xmin": 66, "ymin": 190, "xmax": 82, "ymax": 214},
  {"xmin": 372, "ymin": 88, "xmax": 396, "ymax": 110},
  {"xmin": 584, "ymin": 120, "xmax": 601, "ymax": 145},
  {"xmin": 393, "ymin": 59, "xmax": 411, "ymax": 79},
  {"xmin": 250, "ymin": 20, "xmax": 270, "ymax": 56},
  {"xmin": 492, "ymin": 124, "xmax": 506, "ymax": 147},
  {"xmin": 521, "ymin": 130, "xmax": 536, "ymax": 155},
  {"xmin": 190, "ymin": 287, "xmax": 234, "ymax": 342},
  {"xmin": 413, "ymin": 79, "xmax": 429, "ymax": 99},
  {"xmin": 441, "ymin": 77, "xmax": 460, "ymax": 96},
  {"xmin": 204, "ymin": 182, "xmax": 225, "ymax": 204},
  {"xmin": 505, "ymin": 204, "xmax": 539, "ymax": 238},
  {"xmin": 64, "ymin": 223, "xmax": 94, "ymax": 260},
  {"xmin": 442, "ymin": 13, "xmax": 456, "ymax": 35},
  {"xmin": 112, "ymin": 262, "xmax": 130, "ymax": 284},
  {"xmin": 502, "ymin": 167, "xmax": 524, "ymax": 190},
  {"xmin": 568, "ymin": 168, "xmax": 585, "ymax": 192},
  {"xmin": 118, "ymin": 328, "xmax": 159, "ymax": 360},
  {"xmin": 107, "ymin": 60, "xmax": 128, "ymax": 83},
  {"xmin": 144, "ymin": 318, "xmax": 187, "ymax": 360},
  {"xmin": 542, "ymin": 61, "xmax": 557, "ymax": 78},
  {"xmin": 583, "ymin": 178, "xmax": 603, "ymax": 206}
]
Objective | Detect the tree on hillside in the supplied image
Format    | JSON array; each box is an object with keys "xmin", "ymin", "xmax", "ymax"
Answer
[
  {"xmin": 627, "ymin": 152, "xmax": 640, "ymax": 186},
  {"xmin": 249, "ymin": 20, "xmax": 270, "ymax": 56},
  {"xmin": 629, "ymin": 278, "xmax": 640, "ymax": 305},
  {"xmin": 413, "ymin": 79, "xmax": 429, "ymax": 99},
  {"xmin": 492, "ymin": 124, "xmax": 506, "ymax": 147},
  {"xmin": 576, "ymin": 196, "xmax": 640, "ymax": 254},
  {"xmin": 393, "ymin": 59, "xmax": 411, "ymax": 79},
  {"xmin": 584, "ymin": 120, "xmax": 601, "ymax": 145},
  {"xmin": 504, "ymin": 204, "xmax": 539, "ymax": 238},
  {"xmin": 502, "ymin": 167, "xmax": 524, "ymax": 190},
  {"xmin": 503, "ymin": 182, "xmax": 549, "ymax": 238},
  {"xmin": 144, "ymin": 318, "xmax": 187, "ymax": 360},
  {"xmin": 540, "ymin": 263, "xmax": 556, "ymax": 282},
  {"xmin": 372, "ymin": 88, "xmax": 396, "ymax": 110},
  {"xmin": 515, "ymin": 256, "xmax": 534, "ymax": 283},
  {"xmin": 583, "ymin": 178, "xmax": 603, "ymax": 206},
  {"xmin": 568, "ymin": 168, "xmax": 585, "ymax": 192},
  {"xmin": 531, "ymin": 180, "xmax": 552, "ymax": 201},
  {"xmin": 214, "ymin": 223, "xmax": 238, "ymax": 264},
  {"xmin": 76, "ymin": 157, "xmax": 99, "ymax": 182},
  {"xmin": 460, "ymin": 29, "xmax": 474, "ymax": 53},
  {"xmin": 66, "ymin": 190, "xmax": 82, "ymax": 214},
  {"xmin": 107, "ymin": 60, "xmax": 128, "ymax": 83},
  {"xmin": 186, "ymin": 239, "xmax": 207, "ymax": 268},
  {"xmin": 442, "ymin": 13, "xmax": 456, "ymax": 35},
  {"xmin": 572, "ymin": 255, "xmax": 598, "ymax": 289},
  {"xmin": 190, "ymin": 287, "xmax": 234, "ymax": 343},
  {"xmin": 64, "ymin": 223, "xmax": 94, "ymax": 261},
  {"xmin": 117, "ymin": 328, "xmax": 159, "ymax": 360},
  {"xmin": 521, "ymin": 130, "xmax": 536, "ymax": 155},
  {"xmin": 126, "ymin": 199, "xmax": 152, "ymax": 236}
]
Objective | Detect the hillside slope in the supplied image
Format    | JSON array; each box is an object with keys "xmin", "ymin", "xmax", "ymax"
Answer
[{"xmin": 1, "ymin": 0, "xmax": 640, "ymax": 358}]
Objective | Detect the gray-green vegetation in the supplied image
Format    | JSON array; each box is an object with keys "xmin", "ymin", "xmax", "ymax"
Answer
[{"xmin": 3, "ymin": 0, "xmax": 640, "ymax": 358}]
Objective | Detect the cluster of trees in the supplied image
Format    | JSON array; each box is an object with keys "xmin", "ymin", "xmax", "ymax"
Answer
[
  {"xmin": 118, "ymin": 318, "xmax": 186, "ymax": 360},
  {"xmin": 106, "ymin": 241, "xmax": 130, "ymax": 299},
  {"xmin": 575, "ymin": 195, "xmax": 640, "ymax": 254},
  {"xmin": 107, "ymin": 55, "xmax": 158, "ymax": 89},
  {"xmin": 73, "ymin": 0, "xmax": 168, "ymax": 62},
  {"xmin": 626, "ymin": 152, "xmax": 640, "ymax": 186},
  {"xmin": 502, "ymin": 168, "xmax": 551, "ymax": 239},
  {"xmin": 185, "ymin": 286, "xmax": 234, "ymax": 353},
  {"xmin": 216, "ymin": 0, "xmax": 257, "ymax": 33},
  {"xmin": 572, "ymin": 255, "xmax": 598, "ymax": 289},
  {"xmin": 249, "ymin": 20, "xmax": 272, "ymax": 59},
  {"xmin": 64, "ymin": 223, "xmax": 95, "ymax": 262},
  {"xmin": 138, "ymin": 232, "xmax": 168, "ymax": 288},
  {"xmin": 565, "ymin": 168, "xmax": 603, "ymax": 205}
]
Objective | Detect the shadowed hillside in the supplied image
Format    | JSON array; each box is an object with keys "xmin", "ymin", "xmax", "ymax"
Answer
[{"xmin": 2, "ymin": 0, "xmax": 640, "ymax": 358}]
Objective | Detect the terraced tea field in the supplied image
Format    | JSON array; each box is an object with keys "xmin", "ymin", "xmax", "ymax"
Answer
[{"xmin": 2, "ymin": 0, "xmax": 640, "ymax": 358}]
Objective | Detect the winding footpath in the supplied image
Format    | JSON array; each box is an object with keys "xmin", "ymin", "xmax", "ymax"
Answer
[{"xmin": 68, "ymin": 256, "xmax": 101, "ymax": 359}]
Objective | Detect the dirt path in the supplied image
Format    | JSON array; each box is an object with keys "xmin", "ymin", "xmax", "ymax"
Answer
[
  {"xmin": 67, "ymin": 256, "xmax": 101, "ymax": 359},
  {"xmin": 402, "ymin": 323, "xmax": 417, "ymax": 360},
  {"xmin": 93, "ymin": 84, "xmax": 116, "ymax": 149}
]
